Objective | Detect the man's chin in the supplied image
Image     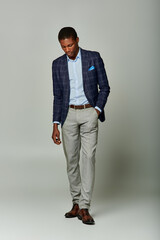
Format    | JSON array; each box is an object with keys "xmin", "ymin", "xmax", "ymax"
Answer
[
  {"xmin": 67, "ymin": 53, "xmax": 72, "ymax": 57},
  {"xmin": 67, "ymin": 52, "xmax": 77, "ymax": 60}
]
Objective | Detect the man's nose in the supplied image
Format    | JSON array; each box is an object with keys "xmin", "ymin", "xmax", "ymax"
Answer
[{"xmin": 65, "ymin": 47, "xmax": 69, "ymax": 53}]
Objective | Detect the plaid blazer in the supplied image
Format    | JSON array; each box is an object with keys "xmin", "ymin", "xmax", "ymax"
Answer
[{"xmin": 52, "ymin": 48, "xmax": 110, "ymax": 126}]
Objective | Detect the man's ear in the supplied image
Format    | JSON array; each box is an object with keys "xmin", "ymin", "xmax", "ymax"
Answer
[{"xmin": 76, "ymin": 37, "xmax": 79, "ymax": 43}]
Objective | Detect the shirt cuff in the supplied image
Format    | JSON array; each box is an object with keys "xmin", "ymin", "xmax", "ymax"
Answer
[
  {"xmin": 53, "ymin": 121, "xmax": 60, "ymax": 125},
  {"xmin": 95, "ymin": 106, "xmax": 102, "ymax": 112}
]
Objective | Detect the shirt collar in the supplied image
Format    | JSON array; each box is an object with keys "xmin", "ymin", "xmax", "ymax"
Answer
[{"xmin": 67, "ymin": 48, "xmax": 81, "ymax": 62}]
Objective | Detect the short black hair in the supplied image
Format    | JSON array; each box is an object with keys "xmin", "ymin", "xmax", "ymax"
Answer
[{"xmin": 58, "ymin": 27, "xmax": 78, "ymax": 41}]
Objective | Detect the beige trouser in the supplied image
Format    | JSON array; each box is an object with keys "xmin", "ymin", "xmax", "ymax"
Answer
[{"xmin": 62, "ymin": 107, "xmax": 98, "ymax": 209}]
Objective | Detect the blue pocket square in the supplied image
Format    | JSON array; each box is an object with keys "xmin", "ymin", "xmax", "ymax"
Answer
[{"xmin": 88, "ymin": 66, "xmax": 95, "ymax": 71}]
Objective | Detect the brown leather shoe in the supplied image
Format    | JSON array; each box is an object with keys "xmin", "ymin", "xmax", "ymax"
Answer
[
  {"xmin": 77, "ymin": 209, "xmax": 95, "ymax": 225},
  {"xmin": 65, "ymin": 204, "xmax": 79, "ymax": 218}
]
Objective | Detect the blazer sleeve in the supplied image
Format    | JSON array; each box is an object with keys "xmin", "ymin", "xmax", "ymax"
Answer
[
  {"xmin": 94, "ymin": 53, "xmax": 110, "ymax": 111},
  {"xmin": 52, "ymin": 60, "xmax": 62, "ymax": 123}
]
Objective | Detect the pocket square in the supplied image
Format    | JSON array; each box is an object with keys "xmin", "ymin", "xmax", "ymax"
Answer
[{"xmin": 88, "ymin": 66, "xmax": 95, "ymax": 71}]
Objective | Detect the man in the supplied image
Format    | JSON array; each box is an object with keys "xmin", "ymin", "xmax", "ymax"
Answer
[{"xmin": 52, "ymin": 27, "xmax": 110, "ymax": 225}]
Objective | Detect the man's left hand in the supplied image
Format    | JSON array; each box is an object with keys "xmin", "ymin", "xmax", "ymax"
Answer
[{"xmin": 95, "ymin": 108, "xmax": 100, "ymax": 116}]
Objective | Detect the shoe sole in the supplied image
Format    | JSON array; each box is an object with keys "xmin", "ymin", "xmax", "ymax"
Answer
[
  {"xmin": 82, "ymin": 221, "xmax": 95, "ymax": 225},
  {"xmin": 65, "ymin": 214, "xmax": 78, "ymax": 218}
]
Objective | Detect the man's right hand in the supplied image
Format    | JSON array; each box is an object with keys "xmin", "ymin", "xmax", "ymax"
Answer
[{"xmin": 52, "ymin": 123, "xmax": 61, "ymax": 145}]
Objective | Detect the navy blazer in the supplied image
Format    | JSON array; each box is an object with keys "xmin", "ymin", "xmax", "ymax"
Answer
[{"xmin": 52, "ymin": 48, "xmax": 110, "ymax": 126}]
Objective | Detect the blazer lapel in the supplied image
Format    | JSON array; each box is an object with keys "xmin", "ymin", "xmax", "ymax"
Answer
[
  {"xmin": 81, "ymin": 48, "xmax": 89, "ymax": 89},
  {"xmin": 61, "ymin": 55, "xmax": 70, "ymax": 102},
  {"xmin": 62, "ymin": 55, "xmax": 69, "ymax": 81}
]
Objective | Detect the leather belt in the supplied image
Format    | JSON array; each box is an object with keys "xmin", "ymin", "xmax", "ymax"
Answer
[{"xmin": 70, "ymin": 104, "xmax": 92, "ymax": 109}]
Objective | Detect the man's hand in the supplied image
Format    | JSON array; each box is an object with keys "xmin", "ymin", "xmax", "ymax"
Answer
[
  {"xmin": 95, "ymin": 108, "xmax": 100, "ymax": 116},
  {"xmin": 52, "ymin": 123, "xmax": 61, "ymax": 145}
]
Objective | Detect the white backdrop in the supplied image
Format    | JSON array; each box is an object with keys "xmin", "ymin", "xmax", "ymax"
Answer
[{"xmin": 0, "ymin": 0, "xmax": 159, "ymax": 239}]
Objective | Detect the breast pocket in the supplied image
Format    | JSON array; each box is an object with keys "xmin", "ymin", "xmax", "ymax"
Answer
[{"xmin": 88, "ymin": 68, "xmax": 97, "ymax": 80}]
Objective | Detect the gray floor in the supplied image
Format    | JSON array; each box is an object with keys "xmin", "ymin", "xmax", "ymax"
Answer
[
  {"xmin": 0, "ymin": 193, "xmax": 159, "ymax": 240},
  {"xmin": 0, "ymin": 147, "xmax": 159, "ymax": 240}
]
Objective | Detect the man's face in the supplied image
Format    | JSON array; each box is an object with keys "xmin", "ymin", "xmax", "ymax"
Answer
[{"xmin": 59, "ymin": 37, "xmax": 79, "ymax": 60}]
